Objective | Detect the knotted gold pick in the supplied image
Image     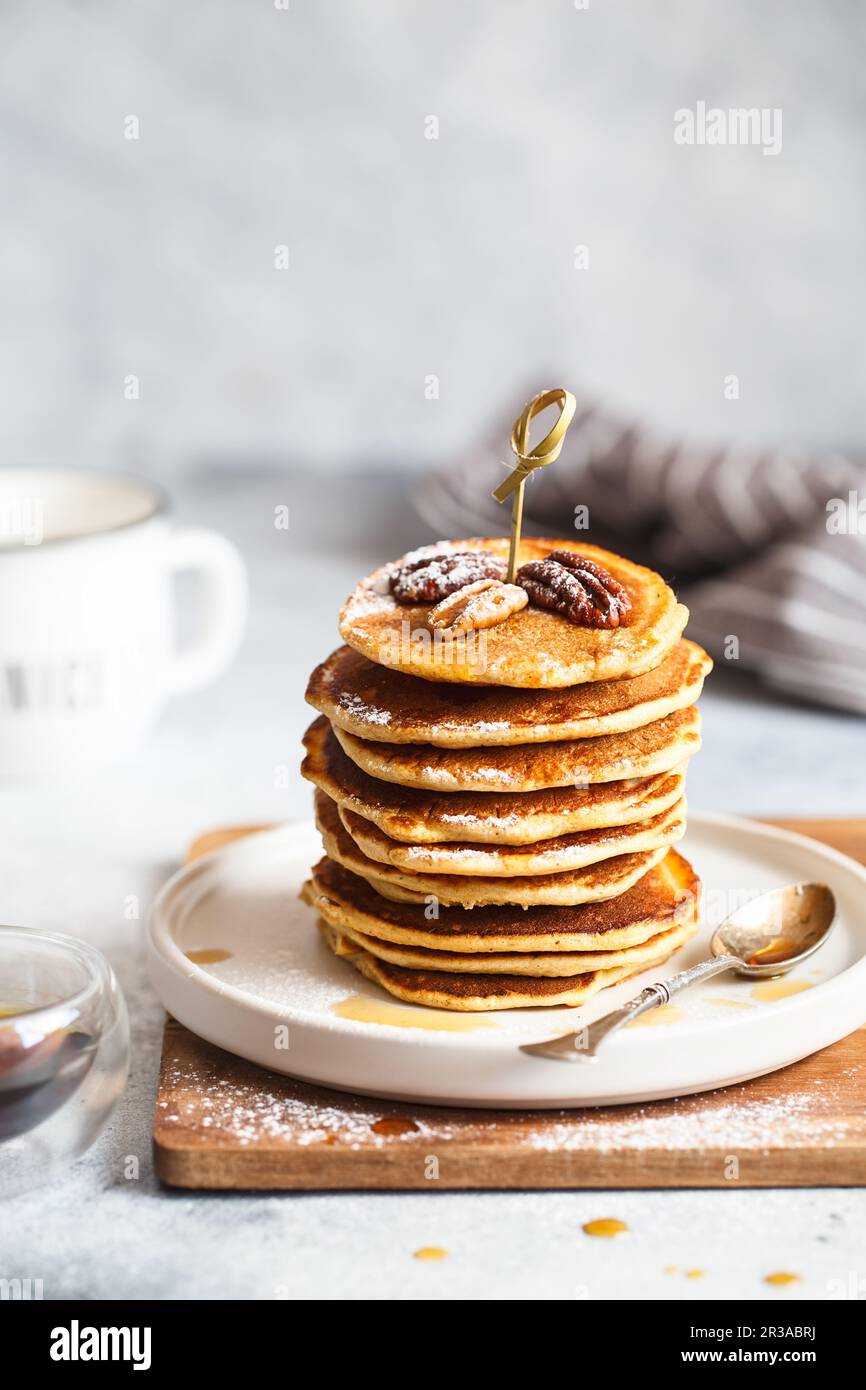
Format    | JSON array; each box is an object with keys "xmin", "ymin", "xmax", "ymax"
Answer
[{"xmin": 492, "ymin": 387, "xmax": 577, "ymax": 582}]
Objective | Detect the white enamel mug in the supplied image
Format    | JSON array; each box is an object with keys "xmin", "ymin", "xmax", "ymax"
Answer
[{"xmin": 0, "ymin": 469, "xmax": 248, "ymax": 778}]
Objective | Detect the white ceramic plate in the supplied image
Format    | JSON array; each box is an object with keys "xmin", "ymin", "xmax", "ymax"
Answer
[{"xmin": 147, "ymin": 812, "xmax": 866, "ymax": 1108}]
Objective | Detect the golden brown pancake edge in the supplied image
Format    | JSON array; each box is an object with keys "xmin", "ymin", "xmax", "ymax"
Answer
[
  {"xmin": 306, "ymin": 639, "xmax": 712, "ymax": 746},
  {"xmin": 301, "ymin": 716, "xmax": 688, "ymax": 844},
  {"xmin": 327, "ymin": 705, "xmax": 702, "ymax": 793},
  {"xmin": 316, "ymin": 910, "xmax": 699, "ymax": 976},
  {"xmin": 303, "ymin": 847, "xmax": 700, "ymax": 952},
  {"xmin": 323, "ymin": 930, "xmax": 690, "ymax": 1010},
  {"xmin": 336, "ymin": 796, "xmax": 687, "ymax": 877},
  {"xmin": 314, "ymin": 788, "xmax": 672, "ymax": 907}
]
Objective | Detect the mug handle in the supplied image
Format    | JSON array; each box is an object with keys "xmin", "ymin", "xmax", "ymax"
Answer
[{"xmin": 164, "ymin": 527, "xmax": 248, "ymax": 696}]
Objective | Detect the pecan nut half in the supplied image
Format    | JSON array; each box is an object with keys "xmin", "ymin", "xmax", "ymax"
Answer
[
  {"xmin": 517, "ymin": 551, "xmax": 632, "ymax": 628},
  {"xmin": 390, "ymin": 549, "xmax": 506, "ymax": 604},
  {"xmin": 426, "ymin": 578, "xmax": 528, "ymax": 635}
]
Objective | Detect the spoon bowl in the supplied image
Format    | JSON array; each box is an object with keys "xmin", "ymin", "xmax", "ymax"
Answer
[{"xmin": 711, "ymin": 882, "xmax": 836, "ymax": 976}]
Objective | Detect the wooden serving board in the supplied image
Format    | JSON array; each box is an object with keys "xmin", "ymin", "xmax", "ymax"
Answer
[{"xmin": 153, "ymin": 818, "xmax": 866, "ymax": 1191}]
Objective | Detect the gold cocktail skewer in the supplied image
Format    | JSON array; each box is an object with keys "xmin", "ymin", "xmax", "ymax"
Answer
[{"xmin": 492, "ymin": 388, "xmax": 577, "ymax": 583}]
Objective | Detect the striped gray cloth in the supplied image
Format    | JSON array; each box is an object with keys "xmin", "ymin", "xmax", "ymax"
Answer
[{"xmin": 416, "ymin": 393, "xmax": 866, "ymax": 714}]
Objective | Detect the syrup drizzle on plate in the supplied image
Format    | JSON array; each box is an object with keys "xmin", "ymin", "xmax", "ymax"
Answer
[{"xmin": 333, "ymin": 993, "xmax": 492, "ymax": 1032}]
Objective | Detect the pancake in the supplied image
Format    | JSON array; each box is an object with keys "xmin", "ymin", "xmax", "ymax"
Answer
[
  {"xmin": 315, "ymin": 790, "xmax": 670, "ymax": 907},
  {"xmin": 340, "ymin": 538, "xmax": 688, "ymax": 688},
  {"xmin": 326, "ymin": 705, "xmax": 701, "ymax": 793},
  {"xmin": 321, "ymin": 926, "xmax": 688, "ymax": 1011},
  {"xmin": 302, "ymin": 718, "xmax": 687, "ymax": 845},
  {"xmin": 304, "ymin": 850, "xmax": 700, "ymax": 952},
  {"xmin": 314, "ymin": 910, "xmax": 699, "ymax": 976},
  {"xmin": 337, "ymin": 797, "xmax": 686, "ymax": 876},
  {"xmin": 307, "ymin": 640, "xmax": 712, "ymax": 747}
]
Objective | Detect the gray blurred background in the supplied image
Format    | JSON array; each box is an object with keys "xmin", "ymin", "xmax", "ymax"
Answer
[
  {"xmin": 3, "ymin": 0, "xmax": 865, "ymax": 476},
  {"xmin": 0, "ymin": 0, "xmax": 863, "ymax": 833}
]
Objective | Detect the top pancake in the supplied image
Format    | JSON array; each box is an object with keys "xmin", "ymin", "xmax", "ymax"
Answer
[
  {"xmin": 339, "ymin": 538, "xmax": 688, "ymax": 687},
  {"xmin": 307, "ymin": 640, "xmax": 711, "ymax": 747}
]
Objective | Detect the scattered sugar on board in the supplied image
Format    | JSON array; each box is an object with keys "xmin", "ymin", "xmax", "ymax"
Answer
[
  {"xmin": 159, "ymin": 1061, "xmax": 858, "ymax": 1153},
  {"xmin": 525, "ymin": 1082, "xmax": 854, "ymax": 1153},
  {"xmin": 161, "ymin": 1058, "xmax": 464, "ymax": 1149}
]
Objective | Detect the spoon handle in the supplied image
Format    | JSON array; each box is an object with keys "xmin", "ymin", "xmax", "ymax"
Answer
[{"xmin": 521, "ymin": 955, "xmax": 740, "ymax": 1062}]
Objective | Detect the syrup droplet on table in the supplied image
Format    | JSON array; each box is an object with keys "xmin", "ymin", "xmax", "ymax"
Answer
[
  {"xmin": 414, "ymin": 1247, "xmax": 448, "ymax": 1261},
  {"xmin": 764, "ymin": 1271, "xmax": 800, "ymax": 1287},
  {"xmin": 685, "ymin": 1268, "xmax": 706, "ymax": 1280},
  {"xmin": 582, "ymin": 1218, "xmax": 628, "ymax": 1238},
  {"xmin": 372, "ymin": 1116, "xmax": 419, "ymax": 1136}
]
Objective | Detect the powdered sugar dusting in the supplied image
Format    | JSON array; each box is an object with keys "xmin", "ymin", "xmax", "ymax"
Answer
[
  {"xmin": 416, "ymin": 762, "xmax": 522, "ymax": 790},
  {"xmin": 430, "ymin": 719, "xmax": 512, "ymax": 736},
  {"xmin": 337, "ymin": 691, "xmax": 393, "ymax": 726},
  {"xmin": 341, "ymin": 581, "xmax": 391, "ymax": 618},
  {"xmin": 525, "ymin": 1074, "xmax": 859, "ymax": 1153},
  {"xmin": 160, "ymin": 1060, "xmax": 398, "ymax": 1148},
  {"xmin": 439, "ymin": 809, "xmax": 522, "ymax": 830},
  {"xmin": 158, "ymin": 1052, "xmax": 859, "ymax": 1154}
]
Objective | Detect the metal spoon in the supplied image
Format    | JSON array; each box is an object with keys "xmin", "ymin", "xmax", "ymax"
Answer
[{"xmin": 521, "ymin": 881, "xmax": 836, "ymax": 1063}]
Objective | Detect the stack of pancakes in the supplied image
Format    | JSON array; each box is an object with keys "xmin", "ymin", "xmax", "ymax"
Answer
[{"xmin": 301, "ymin": 538, "xmax": 710, "ymax": 1011}]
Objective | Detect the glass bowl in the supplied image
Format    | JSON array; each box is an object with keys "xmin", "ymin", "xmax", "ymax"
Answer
[{"xmin": 0, "ymin": 926, "xmax": 130, "ymax": 1196}]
